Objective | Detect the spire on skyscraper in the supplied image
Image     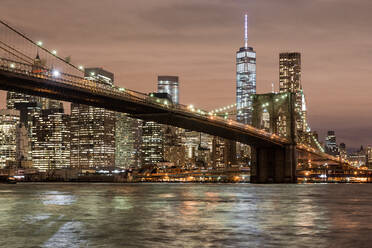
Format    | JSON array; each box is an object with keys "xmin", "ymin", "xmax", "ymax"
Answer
[{"xmin": 244, "ymin": 14, "xmax": 248, "ymax": 49}]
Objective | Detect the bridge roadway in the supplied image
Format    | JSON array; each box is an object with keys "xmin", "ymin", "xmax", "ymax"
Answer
[{"xmin": 0, "ymin": 58, "xmax": 290, "ymax": 148}]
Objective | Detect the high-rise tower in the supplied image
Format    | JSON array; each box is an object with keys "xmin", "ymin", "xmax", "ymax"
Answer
[
  {"xmin": 157, "ymin": 76, "xmax": 179, "ymax": 104},
  {"xmin": 279, "ymin": 52, "xmax": 308, "ymax": 132},
  {"xmin": 70, "ymin": 68, "xmax": 116, "ymax": 170},
  {"xmin": 236, "ymin": 14, "xmax": 256, "ymax": 124}
]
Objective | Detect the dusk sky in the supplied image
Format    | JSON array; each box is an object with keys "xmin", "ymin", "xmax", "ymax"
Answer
[{"xmin": 2, "ymin": 0, "xmax": 371, "ymax": 148}]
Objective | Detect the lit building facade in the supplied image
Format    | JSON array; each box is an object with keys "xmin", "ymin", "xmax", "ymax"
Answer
[
  {"xmin": 182, "ymin": 131, "xmax": 212, "ymax": 168},
  {"xmin": 141, "ymin": 76, "xmax": 180, "ymax": 167},
  {"xmin": 157, "ymin": 76, "xmax": 179, "ymax": 104},
  {"xmin": 0, "ymin": 109, "xmax": 20, "ymax": 168},
  {"xmin": 163, "ymin": 126, "xmax": 186, "ymax": 167},
  {"xmin": 367, "ymin": 146, "xmax": 372, "ymax": 169},
  {"xmin": 70, "ymin": 68, "xmax": 116, "ymax": 170},
  {"xmin": 324, "ymin": 130, "xmax": 339, "ymax": 156},
  {"xmin": 141, "ymin": 120, "xmax": 163, "ymax": 166},
  {"xmin": 279, "ymin": 52, "xmax": 308, "ymax": 132},
  {"xmin": 115, "ymin": 113, "xmax": 142, "ymax": 169},
  {"xmin": 31, "ymin": 107, "xmax": 70, "ymax": 171},
  {"xmin": 339, "ymin": 143, "xmax": 347, "ymax": 160},
  {"xmin": 348, "ymin": 146, "xmax": 366, "ymax": 168},
  {"xmin": 236, "ymin": 14, "xmax": 256, "ymax": 125}
]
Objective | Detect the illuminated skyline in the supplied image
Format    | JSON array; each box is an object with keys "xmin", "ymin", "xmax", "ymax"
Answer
[{"xmin": 1, "ymin": 0, "xmax": 372, "ymax": 148}]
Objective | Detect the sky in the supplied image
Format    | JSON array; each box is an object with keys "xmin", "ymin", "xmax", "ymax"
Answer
[{"xmin": 1, "ymin": 0, "xmax": 371, "ymax": 149}]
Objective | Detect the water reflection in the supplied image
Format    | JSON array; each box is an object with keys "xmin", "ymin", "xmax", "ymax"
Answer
[
  {"xmin": 41, "ymin": 192, "xmax": 76, "ymax": 206},
  {"xmin": 0, "ymin": 183, "xmax": 371, "ymax": 248}
]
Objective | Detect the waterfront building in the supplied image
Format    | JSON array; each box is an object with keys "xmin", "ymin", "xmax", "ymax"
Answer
[
  {"xmin": 324, "ymin": 130, "xmax": 339, "ymax": 156},
  {"xmin": 236, "ymin": 14, "xmax": 256, "ymax": 125},
  {"xmin": 31, "ymin": 107, "xmax": 70, "ymax": 171},
  {"xmin": 348, "ymin": 146, "xmax": 366, "ymax": 167},
  {"xmin": 0, "ymin": 109, "xmax": 20, "ymax": 168},
  {"xmin": 367, "ymin": 146, "xmax": 372, "ymax": 169},
  {"xmin": 70, "ymin": 68, "xmax": 115, "ymax": 170},
  {"xmin": 115, "ymin": 113, "xmax": 142, "ymax": 169},
  {"xmin": 279, "ymin": 52, "xmax": 308, "ymax": 132}
]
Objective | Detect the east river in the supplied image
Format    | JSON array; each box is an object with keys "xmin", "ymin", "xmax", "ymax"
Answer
[{"xmin": 1, "ymin": 183, "xmax": 372, "ymax": 248}]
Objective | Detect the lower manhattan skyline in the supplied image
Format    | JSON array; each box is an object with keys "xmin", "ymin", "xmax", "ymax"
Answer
[
  {"xmin": 2, "ymin": 0, "xmax": 372, "ymax": 148},
  {"xmin": 2, "ymin": 1, "xmax": 372, "ymax": 247}
]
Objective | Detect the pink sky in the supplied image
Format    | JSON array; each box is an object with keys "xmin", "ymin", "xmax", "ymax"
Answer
[{"xmin": 2, "ymin": 0, "xmax": 372, "ymax": 148}]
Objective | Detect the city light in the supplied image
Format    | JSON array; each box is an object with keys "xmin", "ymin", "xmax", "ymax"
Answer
[
  {"xmin": 52, "ymin": 70, "xmax": 60, "ymax": 77},
  {"xmin": 78, "ymin": 65, "xmax": 84, "ymax": 70},
  {"xmin": 9, "ymin": 63, "xmax": 15, "ymax": 68}
]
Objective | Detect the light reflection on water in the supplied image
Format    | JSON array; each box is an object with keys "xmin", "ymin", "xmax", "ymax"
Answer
[{"xmin": 0, "ymin": 183, "xmax": 372, "ymax": 248}]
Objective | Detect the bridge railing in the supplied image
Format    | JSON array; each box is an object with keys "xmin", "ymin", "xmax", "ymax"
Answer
[{"xmin": 0, "ymin": 57, "xmax": 289, "ymax": 144}]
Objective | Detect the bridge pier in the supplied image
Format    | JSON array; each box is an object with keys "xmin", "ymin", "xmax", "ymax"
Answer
[{"xmin": 250, "ymin": 145, "xmax": 297, "ymax": 183}]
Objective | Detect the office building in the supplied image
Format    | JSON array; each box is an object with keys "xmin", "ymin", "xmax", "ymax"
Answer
[
  {"xmin": 367, "ymin": 146, "xmax": 372, "ymax": 169},
  {"xmin": 279, "ymin": 52, "xmax": 308, "ymax": 132},
  {"xmin": 141, "ymin": 120, "xmax": 163, "ymax": 166},
  {"xmin": 236, "ymin": 14, "xmax": 256, "ymax": 125},
  {"xmin": 339, "ymin": 143, "xmax": 347, "ymax": 160},
  {"xmin": 70, "ymin": 68, "xmax": 116, "ymax": 170},
  {"xmin": 157, "ymin": 76, "xmax": 179, "ymax": 104},
  {"xmin": 348, "ymin": 146, "xmax": 366, "ymax": 167},
  {"xmin": 31, "ymin": 107, "xmax": 70, "ymax": 171},
  {"xmin": 115, "ymin": 113, "xmax": 142, "ymax": 169},
  {"xmin": 0, "ymin": 109, "xmax": 20, "ymax": 168},
  {"xmin": 324, "ymin": 130, "xmax": 338, "ymax": 156}
]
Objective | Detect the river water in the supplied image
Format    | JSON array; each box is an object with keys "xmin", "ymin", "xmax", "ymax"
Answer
[{"xmin": 0, "ymin": 183, "xmax": 371, "ymax": 248}]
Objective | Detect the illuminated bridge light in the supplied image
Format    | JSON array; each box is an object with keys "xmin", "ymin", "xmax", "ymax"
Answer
[
  {"xmin": 78, "ymin": 65, "xmax": 84, "ymax": 70},
  {"xmin": 51, "ymin": 50, "xmax": 57, "ymax": 55},
  {"xmin": 9, "ymin": 63, "xmax": 15, "ymax": 68},
  {"xmin": 52, "ymin": 70, "xmax": 60, "ymax": 77},
  {"xmin": 37, "ymin": 41, "xmax": 43, "ymax": 46}
]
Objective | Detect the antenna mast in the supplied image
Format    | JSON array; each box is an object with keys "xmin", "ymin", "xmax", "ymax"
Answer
[{"xmin": 244, "ymin": 14, "xmax": 248, "ymax": 49}]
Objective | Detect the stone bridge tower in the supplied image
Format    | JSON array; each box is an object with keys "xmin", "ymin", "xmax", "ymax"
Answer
[{"xmin": 250, "ymin": 92, "xmax": 297, "ymax": 183}]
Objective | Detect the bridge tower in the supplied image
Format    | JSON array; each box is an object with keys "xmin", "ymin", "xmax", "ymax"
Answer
[{"xmin": 250, "ymin": 92, "xmax": 297, "ymax": 183}]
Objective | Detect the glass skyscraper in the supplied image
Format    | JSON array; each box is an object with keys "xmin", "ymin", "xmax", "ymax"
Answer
[
  {"xmin": 157, "ymin": 76, "xmax": 179, "ymax": 104},
  {"xmin": 236, "ymin": 14, "xmax": 256, "ymax": 125},
  {"xmin": 279, "ymin": 52, "xmax": 308, "ymax": 132}
]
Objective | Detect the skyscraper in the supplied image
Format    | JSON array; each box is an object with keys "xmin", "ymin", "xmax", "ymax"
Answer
[
  {"xmin": 141, "ymin": 117, "xmax": 163, "ymax": 166},
  {"xmin": 31, "ymin": 107, "xmax": 70, "ymax": 171},
  {"xmin": 70, "ymin": 68, "xmax": 116, "ymax": 170},
  {"xmin": 115, "ymin": 113, "xmax": 142, "ymax": 169},
  {"xmin": 0, "ymin": 109, "xmax": 20, "ymax": 168},
  {"xmin": 279, "ymin": 52, "xmax": 308, "ymax": 132},
  {"xmin": 324, "ymin": 130, "xmax": 338, "ymax": 156},
  {"xmin": 236, "ymin": 14, "xmax": 256, "ymax": 125},
  {"xmin": 141, "ymin": 76, "xmax": 180, "ymax": 167},
  {"xmin": 157, "ymin": 76, "xmax": 179, "ymax": 104}
]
